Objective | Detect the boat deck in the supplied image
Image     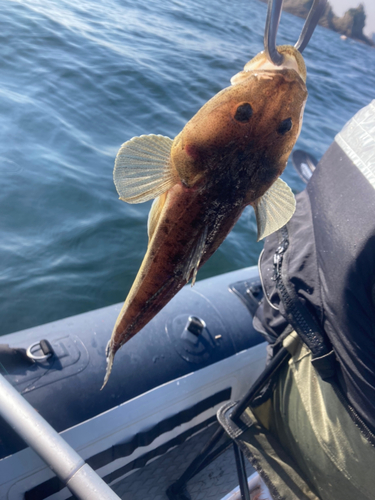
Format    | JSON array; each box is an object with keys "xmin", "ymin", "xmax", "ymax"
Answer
[{"xmin": 112, "ymin": 423, "xmax": 255, "ymax": 500}]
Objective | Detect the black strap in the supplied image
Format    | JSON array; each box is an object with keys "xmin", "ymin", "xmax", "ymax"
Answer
[
  {"xmin": 274, "ymin": 226, "xmax": 336, "ymax": 380},
  {"xmin": 0, "ymin": 344, "xmax": 33, "ymax": 373}
]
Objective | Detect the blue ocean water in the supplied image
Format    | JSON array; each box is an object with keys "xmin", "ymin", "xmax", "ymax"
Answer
[{"xmin": 0, "ymin": 0, "xmax": 374, "ymax": 336}]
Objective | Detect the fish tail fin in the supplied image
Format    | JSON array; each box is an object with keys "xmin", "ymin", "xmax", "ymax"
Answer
[{"xmin": 101, "ymin": 341, "xmax": 115, "ymax": 390}]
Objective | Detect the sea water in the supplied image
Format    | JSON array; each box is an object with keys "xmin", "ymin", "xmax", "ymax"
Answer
[{"xmin": 1, "ymin": 0, "xmax": 374, "ymax": 335}]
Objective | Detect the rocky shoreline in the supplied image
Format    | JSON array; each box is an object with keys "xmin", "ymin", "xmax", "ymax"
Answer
[{"xmin": 260, "ymin": 0, "xmax": 374, "ymax": 47}]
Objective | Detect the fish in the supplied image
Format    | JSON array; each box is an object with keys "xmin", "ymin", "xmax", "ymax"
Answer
[{"xmin": 102, "ymin": 45, "xmax": 308, "ymax": 387}]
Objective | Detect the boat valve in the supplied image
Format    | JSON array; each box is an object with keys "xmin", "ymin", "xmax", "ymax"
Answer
[{"xmin": 181, "ymin": 316, "xmax": 206, "ymax": 345}]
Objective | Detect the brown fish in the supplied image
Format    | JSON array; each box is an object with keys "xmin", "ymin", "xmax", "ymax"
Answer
[{"xmin": 102, "ymin": 45, "xmax": 307, "ymax": 387}]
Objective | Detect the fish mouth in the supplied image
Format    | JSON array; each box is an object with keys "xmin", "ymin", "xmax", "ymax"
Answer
[
  {"xmin": 232, "ymin": 66, "xmax": 306, "ymax": 88},
  {"xmin": 261, "ymin": 69, "xmax": 307, "ymax": 97},
  {"xmin": 261, "ymin": 67, "xmax": 304, "ymax": 83},
  {"xmin": 231, "ymin": 45, "xmax": 307, "ymax": 85}
]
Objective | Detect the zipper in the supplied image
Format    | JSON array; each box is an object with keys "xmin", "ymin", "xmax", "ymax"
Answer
[
  {"xmin": 272, "ymin": 226, "xmax": 289, "ymax": 282},
  {"xmin": 272, "ymin": 226, "xmax": 332, "ymax": 360}
]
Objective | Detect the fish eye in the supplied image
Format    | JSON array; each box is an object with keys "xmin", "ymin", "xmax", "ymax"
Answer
[
  {"xmin": 234, "ymin": 103, "xmax": 253, "ymax": 123},
  {"xmin": 277, "ymin": 118, "xmax": 293, "ymax": 135}
]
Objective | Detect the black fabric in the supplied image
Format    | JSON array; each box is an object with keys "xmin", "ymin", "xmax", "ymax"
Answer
[
  {"xmin": 255, "ymin": 140, "xmax": 375, "ymax": 434},
  {"xmin": 0, "ymin": 344, "xmax": 33, "ymax": 372}
]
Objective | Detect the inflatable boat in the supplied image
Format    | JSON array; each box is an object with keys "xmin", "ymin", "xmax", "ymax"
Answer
[
  {"xmin": 0, "ymin": 131, "xmax": 325, "ymax": 500},
  {"xmin": 0, "ymin": 264, "xmax": 267, "ymax": 500},
  {"xmin": 0, "ymin": 139, "xmax": 321, "ymax": 500}
]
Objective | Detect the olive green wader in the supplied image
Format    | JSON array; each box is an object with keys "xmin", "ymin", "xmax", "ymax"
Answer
[{"xmin": 218, "ymin": 332, "xmax": 375, "ymax": 500}]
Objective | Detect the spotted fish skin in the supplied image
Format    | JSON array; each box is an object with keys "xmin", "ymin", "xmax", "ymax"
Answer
[
  {"xmin": 109, "ymin": 182, "xmax": 246, "ymax": 345},
  {"xmin": 102, "ymin": 46, "xmax": 308, "ymax": 387}
]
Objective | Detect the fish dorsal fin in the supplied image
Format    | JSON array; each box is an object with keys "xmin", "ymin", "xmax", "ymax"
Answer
[
  {"xmin": 183, "ymin": 226, "xmax": 208, "ymax": 286},
  {"xmin": 254, "ymin": 178, "xmax": 296, "ymax": 241},
  {"xmin": 114, "ymin": 134, "xmax": 177, "ymax": 204},
  {"xmin": 147, "ymin": 193, "xmax": 167, "ymax": 242}
]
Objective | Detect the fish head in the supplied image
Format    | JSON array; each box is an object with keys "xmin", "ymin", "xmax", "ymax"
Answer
[{"xmin": 170, "ymin": 46, "xmax": 307, "ymax": 202}]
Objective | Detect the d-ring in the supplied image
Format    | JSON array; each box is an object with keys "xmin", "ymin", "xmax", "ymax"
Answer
[
  {"xmin": 26, "ymin": 342, "xmax": 52, "ymax": 362},
  {"xmin": 264, "ymin": 0, "xmax": 327, "ymax": 65}
]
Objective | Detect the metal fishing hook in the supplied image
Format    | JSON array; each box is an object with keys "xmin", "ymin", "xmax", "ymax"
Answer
[{"xmin": 264, "ymin": 0, "xmax": 327, "ymax": 65}]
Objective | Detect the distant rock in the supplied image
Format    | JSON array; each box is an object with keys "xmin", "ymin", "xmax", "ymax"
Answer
[
  {"xmin": 329, "ymin": 4, "xmax": 373, "ymax": 46},
  {"xmin": 260, "ymin": 0, "xmax": 375, "ymax": 47}
]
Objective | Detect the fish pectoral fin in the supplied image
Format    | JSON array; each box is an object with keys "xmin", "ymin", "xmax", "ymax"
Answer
[
  {"xmin": 183, "ymin": 226, "xmax": 208, "ymax": 287},
  {"xmin": 147, "ymin": 193, "xmax": 167, "ymax": 242},
  {"xmin": 254, "ymin": 178, "xmax": 296, "ymax": 241},
  {"xmin": 114, "ymin": 134, "xmax": 177, "ymax": 204}
]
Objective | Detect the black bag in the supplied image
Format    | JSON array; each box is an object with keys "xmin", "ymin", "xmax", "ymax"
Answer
[{"xmin": 255, "ymin": 133, "xmax": 375, "ymax": 435}]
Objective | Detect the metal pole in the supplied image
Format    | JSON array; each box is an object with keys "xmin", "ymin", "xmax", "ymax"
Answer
[
  {"xmin": 231, "ymin": 346, "xmax": 290, "ymax": 422},
  {"xmin": 0, "ymin": 373, "xmax": 120, "ymax": 500},
  {"xmin": 233, "ymin": 444, "xmax": 250, "ymax": 500}
]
